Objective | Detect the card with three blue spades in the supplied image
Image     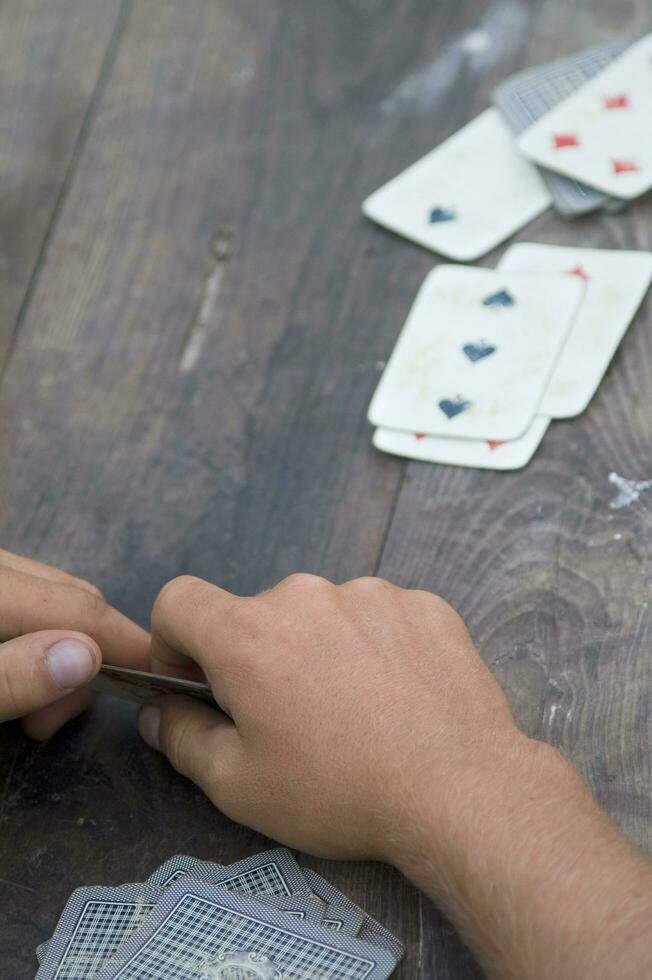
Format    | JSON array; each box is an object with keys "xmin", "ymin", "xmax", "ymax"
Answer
[
  {"xmin": 367, "ymin": 265, "xmax": 584, "ymax": 441},
  {"xmin": 361, "ymin": 108, "xmax": 551, "ymax": 262}
]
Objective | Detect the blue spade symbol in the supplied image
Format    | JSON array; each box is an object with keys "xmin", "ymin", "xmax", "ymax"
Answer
[
  {"xmin": 429, "ymin": 206, "xmax": 457, "ymax": 224},
  {"xmin": 482, "ymin": 288, "xmax": 515, "ymax": 308},
  {"xmin": 438, "ymin": 396, "xmax": 471, "ymax": 419},
  {"xmin": 463, "ymin": 341, "xmax": 497, "ymax": 363}
]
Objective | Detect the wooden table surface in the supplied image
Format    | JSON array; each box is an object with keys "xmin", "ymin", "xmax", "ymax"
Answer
[{"xmin": 1, "ymin": 1, "xmax": 651, "ymax": 976}]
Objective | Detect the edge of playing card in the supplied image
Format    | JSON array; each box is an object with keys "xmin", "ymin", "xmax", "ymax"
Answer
[
  {"xmin": 36, "ymin": 883, "xmax": 163, "ymax": 980},
  {"xmin": 90, "ymin": 881, "xmax": 399, "ymax": 980},
  {"xmin": 498, "ymin": 243, "xmax": 652, "ymax": 417}
]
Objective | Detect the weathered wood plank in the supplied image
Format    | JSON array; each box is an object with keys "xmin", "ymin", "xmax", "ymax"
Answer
[
  {"xmin": 0, "ymin": 0, "xmax": 127, "ymax": 372},
  {"xmin": 0, "ymin": 0, "xmax": 471, "ymax": 974},
  {"xmin": 374, "ymin": 2, "xmax": 652, "ymax": 974}
]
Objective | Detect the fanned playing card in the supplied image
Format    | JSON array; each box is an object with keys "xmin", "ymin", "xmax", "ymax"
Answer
[
  {"xmin": 303, "ymin": 870, "xmax": 405, "ymax": 960},
  {"xmin": 368, "ymin": 265, "xmax": 583, "ymax": 441},
  {"xmin": 91, "ymin": 881, "xmax": 399, "ymax": 979},
  {"xmin": 36, "ymin": 883, "xmax": 163, "ymax": 980},
  {"xmin": 373, "ymin": 417, "xmax": 550, "ymax": 471},
  {"xmin": 362, "ymin": 108, "xmax": 551, "ymax": 261},
  {"xmin": 493, "ymin": 39, "xmax": 628, "ymax": 214},
  {"xmin": 518, "ymin": 33, "xmax": 652, "ymax": 200},
  {"xmin": 303, "ymin": 871, "xmax": 365, "ymax": 937},
  {"xmin": 37, "ymin": 849, "xmax": 310, "ymax": 979},
  {"xmin": 498, "ymin": 243, "xmax": 652, "ymax": 417}
]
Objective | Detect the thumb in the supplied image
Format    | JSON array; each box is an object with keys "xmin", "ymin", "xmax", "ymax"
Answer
[
  {"xmin": 0, "ymin": 630, "xmax": 100, "ymax": 722},
  {"xmin": 138, "ymin": 696, "xmax": 238, "ymax": 794}
]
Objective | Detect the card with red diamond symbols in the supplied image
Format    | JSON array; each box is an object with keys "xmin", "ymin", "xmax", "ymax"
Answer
[
  {"xmin": 367, "ymin": 265, "xmax": 584, "ymax": 442},
  {"xmin": 517, "ymin": 33, "xmax": 652, "ymax": 200},
  {"xmin": 498, "ymin": 244, "xmax": 652, "ymax": 419}
]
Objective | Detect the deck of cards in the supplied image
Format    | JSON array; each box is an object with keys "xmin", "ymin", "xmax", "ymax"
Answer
[
  {"xmin": 363, "ymin": 34, "xmax": 652, "ymax": 259},
  {"xmin": 363, "ymin": 33, "xmax": 652, "ymax": 469},
  {"xmin": 34, "ymin": 848, "xmax": 404, "ymax": 978}
]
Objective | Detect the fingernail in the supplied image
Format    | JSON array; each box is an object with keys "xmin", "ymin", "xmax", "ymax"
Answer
[
  {"xmin": 138, "ymin": 705, "xmax": 161, "ymax": 750},
  {"xmin": 45, "ymin": 639, "xmax": 97, "ymax": 690}
]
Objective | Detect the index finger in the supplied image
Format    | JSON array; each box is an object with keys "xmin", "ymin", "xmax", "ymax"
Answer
[
  {"xmin": 149, "ymin": 576, "xmax": 238, "ymax": 680},
  {"xmin": 0, "ymin": 567, "xmax": 149, "ymax": 670}
]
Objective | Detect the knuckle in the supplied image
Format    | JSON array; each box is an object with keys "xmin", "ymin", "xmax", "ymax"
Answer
[
  {"xmin": 280, "ymin": 572, "xmax": 332, "ymax": 594},
  {"xmin": 161, "ymin": 713, "xmax": 196, "ymax": 777},
  {"xmin": 74, "ymin": 578, "xmax": 105, "ymax": 601},
  {"xmin": 154, "ymin": 575, "xmax": 203, "ymax": 617},
  {"xmin": 76, "ymin": 588, "xmax": 107, "ymax": 622},
  {"xmin": 354, "ymin": 575, "xmax": 394, "ymax": 593}
]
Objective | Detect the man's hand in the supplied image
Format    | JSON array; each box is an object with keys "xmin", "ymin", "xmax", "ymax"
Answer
[
  {"xmin": 0, "ymin": 549, "xmax": 149, "ymax": 739},
  {"xmin": 138, "ymin": 572, "xmax": 519, "ymax": 858},
  {"xmin": 139, "ymin": 573, "xmax": 652, "ymax": 980}
]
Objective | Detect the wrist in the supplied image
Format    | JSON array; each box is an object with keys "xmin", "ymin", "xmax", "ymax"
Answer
[{"xmin": 384, "ymin": 732, "xmax": 573, "ymax": 891}]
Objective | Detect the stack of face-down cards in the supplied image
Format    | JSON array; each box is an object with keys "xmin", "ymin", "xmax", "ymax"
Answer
[
  {"xmin": 369, "ymin": 246, "xmax": 652, "ymax": 469},
  {"xmin": 363, "ymin": 35, "xmax": 652, "ymax": 259},
  {"xmin": 35, "ymin": 848, "xmax": 404, "ymax": 979}
]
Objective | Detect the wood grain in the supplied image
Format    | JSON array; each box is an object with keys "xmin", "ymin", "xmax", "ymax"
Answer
[
  {"xmin": 0, "ymin": 0, "xmax": 127, "ymax": 373},
  {"xmin": 1, "ymin": 0, "xmax": 652, "ymax": 976}
]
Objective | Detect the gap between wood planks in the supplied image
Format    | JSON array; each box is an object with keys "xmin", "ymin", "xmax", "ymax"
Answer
[{"xmin": 178, "ymin": 227, "xmax": 235, "ymax": 374}]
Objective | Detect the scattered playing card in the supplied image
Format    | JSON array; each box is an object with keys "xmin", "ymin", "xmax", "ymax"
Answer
[
  {"xmin": 518, "ymin": 33, "xmax": 652, "ymax": 199},
  {"xmin": 373, "ymin": 416, "xmax": 550, "ymax": 470},
  {"xmin": 367, "ymin": 265, "xmax": 583, "ymax": 441},
  {"xmin": 91, "ymin": 881, "xmax": 399, "ymax": 980},
  {"xmin": 90, "ymin": 664, "xmax": 217, "ymax": 708},
  {"xmin": 498, "ymin": 243, "xmax": 652, "ymax": 417},
  {"xmin": 493, "ymin": 40, "xmax": 628, "ymax": 215},
  {"xmin": 362, "ymin": 108, "xmax": 551, "ymax": 261}
]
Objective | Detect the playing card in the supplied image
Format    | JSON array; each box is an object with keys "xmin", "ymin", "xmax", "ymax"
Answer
[
  {"xmin": 493, "ymin": 40, "xmax": 628, "ymax": 214},
  {"xmin": 91, "ymin": 881, "xmax": 399, "ymax": 979},
  {"xmin": 36, "ymin": 855, "xmax": 211, "ymax": 964},
  {"xmin": 255, "ymin": 892, "xmax": 326, "ymax": 925},
  {"xmin": 498, "ymin": 243, "xmax": 652, "ymax": 417},
  {"xmin": 37, "ymin": 850, "xmax": 309, "ymax": 979},
  {"xmin": 189, "ymin": 848, "xmax": 310, "ymax": 898},
  {"xmin": 303, "ymin": 870, "xmax": 405, "ymax": 959},
  {"xmin": 145, "ymin": 854, "xmax": 208, "ymax": 887},
  {"xmin": 368, "ymin": 265, "xmax": 583, "ymax": 440},
  {"xmin": 362, "ymin": 108, "xmax": 551, "ymax": 261},
  {"xmin": 90, "ymin": 664, "xmax": 217, "ymax": 708},
  {"xmin": 373, "ymin": 416, "xmax": 550, "ymax": 470},
  {"xmin": 302, "ymin": 871, "xmax": 365, "ymax": 936},
  {"xmin": 518, "ymin": 33, "xmax": 652, "ymax": 199},
  {"xmin": 36, "ymin": 883, "xmax": 163, "ymax": 980}
]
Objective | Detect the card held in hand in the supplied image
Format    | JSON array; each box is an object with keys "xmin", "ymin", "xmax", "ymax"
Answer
[{"xmin": 90, "ymin": 664, "xmax": 217, "ymax": 707}]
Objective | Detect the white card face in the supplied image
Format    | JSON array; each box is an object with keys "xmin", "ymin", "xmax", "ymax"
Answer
[
  {"xmin": 367, "ymin": 265, "xmax": 583, "ymax": 441},
  {"xmin": 362, "ymin": 108, "xmax": 551, "ymax": 262},
  {"xmin": 373, "ymin": 417, "xmax": 550, "ymax": 470},
  {"xmin": 517, "ymin": 33, "xmax": 652, "ymax": 200},
  {"xmin": 499, "ymin": 244, "xmax": 652, "ymax": 417}
]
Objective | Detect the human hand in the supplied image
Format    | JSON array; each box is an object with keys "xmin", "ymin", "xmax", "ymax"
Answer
[
  {"xmin": 0, "ymin": 549, "xmax": 149, "ymax": 739},
  {"xmin": 138, "ymin": 573, "xmax": 522, "ymax": 861}
]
